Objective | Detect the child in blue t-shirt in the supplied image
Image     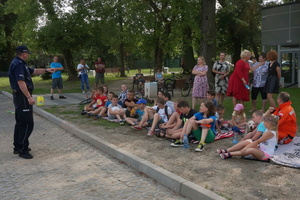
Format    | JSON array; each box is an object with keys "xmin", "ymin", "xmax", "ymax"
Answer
[
  {"xmin": 125, "ymin": 98, "xmax": 147, "ymax": 126},
  {"xmin": 170, "ymin": 101, "xmax": 216, "ymax": 152},
  {"xmin": 217, "ymin": 110, "xmax": 266, "ymax": 155},
  {"xmin": 240, "ymin": 110, "xmax": 266, "ymax": 142},
  {"xmin": 207, "ymin": 90, "xmax": 217, "ymax": 107},
  {"xmin": 93, "ymin": 91, "xmax": 115, "ymax": 119}
]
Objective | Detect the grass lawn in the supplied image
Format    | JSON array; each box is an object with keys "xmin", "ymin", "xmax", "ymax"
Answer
[{"xmin": 1, "ymin": 67, "xmax": 300, "ymax": 125}]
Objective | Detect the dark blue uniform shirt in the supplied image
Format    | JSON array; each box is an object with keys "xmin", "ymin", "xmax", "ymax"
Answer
[{"xmin": 8, "ymin": 56, "xmax": 34, "ymax": 92}]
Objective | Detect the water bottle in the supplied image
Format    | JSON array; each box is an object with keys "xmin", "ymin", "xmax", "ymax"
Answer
[
  {"xmin": 183, "ymin": 134, "xmax": 189, "ymax": 149},
  {"xmin": 232, "ymin": 132, "xmax": 238, "ymax": 144},
  {"xmin": 245, "ymin": 84, "xmax": 250, "ymax": 90}
]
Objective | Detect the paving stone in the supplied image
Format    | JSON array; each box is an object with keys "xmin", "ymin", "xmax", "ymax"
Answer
[{"xmin": 0, "ymin": 94, "xmax": 187, "ymax": 200}]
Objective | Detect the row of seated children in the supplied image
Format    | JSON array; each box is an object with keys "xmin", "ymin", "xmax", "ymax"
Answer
[
  {"xmin": 80, "ymin": 84, "xmax": 175, "ymax": 126},
  {"xmin": 217, "ymin": 110, "xmax": 279, "ymax": 161},
  {"xmin": 80, "ymin": 87, "xmax": 291, "ymax": 162},
  {"xmin": 216, "ymin": 91, "xmax": 297, "ymax": 161}
]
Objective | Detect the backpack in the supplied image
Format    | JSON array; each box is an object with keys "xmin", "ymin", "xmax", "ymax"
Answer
[{"xmin": 156, "ymin": 105, "xmax": 169, "ymax": 120}]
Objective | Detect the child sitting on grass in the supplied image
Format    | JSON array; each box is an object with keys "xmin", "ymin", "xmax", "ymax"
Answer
[
  {"xmin": 123, "ymin": 90, "xmax": 138, "ymax": 117},
  {"xmin": 240, "ymin": 110, "xmax": 266, "ymax": 142},
  {"xmin": 118, "ymin": 84, "xmax": 128, "ymax": 106},
  {"xmin": 93, "ymin": 91, "xmax": 115, "ymax": 119},
  {"xmin": 165, "ymin": 100, "xmax": 196, "ymax": 139},
  {"xmin": 171, "ymin": 101, "xmax": 216, "ymax": 152},
  {"xmin": 81, "ymin": 87, "xmax": 107, "ymax": 115},
  {"xmin": 132, "ymin": 98, "xmax": 172, "ymax": 136},
  {"xmin": 125, "ymin": 98, "xmax": 147, "ymax": 126},
  {"xmin": 107, "ymin": 95, "xmax": 126, "ymax": 125},
  {"xmin": 207, "ymin": 90, "xmax": 217, "ymax": 107},
  {"xmin": 215, "ymin": 104, "xmax": 225, "ymax": 133},
  {"xmin": 217, "ymin": 114, "xmax": 278, "ymax": 160},
  {"xmin": 227, "ymin": 103, "xmax": 247, "ymax": 129},
  {"xmin": 217, "ymin": 110, "xmax": 266, "ymax": 155},
  {"xmin": 159, "ymin": 99, "xmax": 181, "ymax": 130}
]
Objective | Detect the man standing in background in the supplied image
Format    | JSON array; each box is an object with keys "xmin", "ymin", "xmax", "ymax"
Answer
[
  {"xmin": 94, "ymin": 57, "xmax": 105, "ymax": 88},
  {"xmin": 50, "ymin": 56, "xmax": 67, "ymax": 100}
]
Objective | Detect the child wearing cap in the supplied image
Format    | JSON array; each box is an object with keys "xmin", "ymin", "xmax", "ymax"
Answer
[
  {"xmin": 228, "ymin": 103, "xmax": 247, "ymax": 128},
  {"xmin": 125, "ymin": 98, "xmax": 147, "ymax": 126}
]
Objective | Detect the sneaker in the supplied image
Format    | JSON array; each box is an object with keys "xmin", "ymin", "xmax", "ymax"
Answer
[
  {"xmin": 195, "ymin": 143, "xmax": 206, "ymax": 152},
  {"xmin": 170, "ymin": 139, "xmax": 183, "ymax": 147},
  {"xmin": 94, "ymin": 115, "xmax": 101, "ymax": 120},
  {"xmin": 147, "ymin": 129, "xmax": 154, "ymax": 136},
  {"xmin": 82, "ymin": 91, "xmax": 86, "ymax": 94},
  {"xmin": 81, "ymin": 110, "xmax": 87, "ymax": 115},
  {"xmin": 120, "ymin": 121, "xmax": 124, "ymax": 125},
  {"xmin": 50, "ymin": 96, "xmax": 54, "ymax": 100},
  {"xmin": 132, "ymin": 125, "xmax": 142, "ymax": 130},
  {"xmin": 86, "ymin": 113, "xmax": 94, "ymax": 117},
  {"xmin": 59, "ymin": 95, "xmax": 67, "ymax": 99}
]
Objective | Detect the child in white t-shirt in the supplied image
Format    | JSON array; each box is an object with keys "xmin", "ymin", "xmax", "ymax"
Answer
[
  {"xmin": 107, "ymin": 95, "xmax": 126, "ymax": 125},
  {"xmin": 132, "ymin": 98, "xmax": 172, "ymax": 135}
]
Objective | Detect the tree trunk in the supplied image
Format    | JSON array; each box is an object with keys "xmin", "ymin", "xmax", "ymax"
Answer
[
  {"xmin": 62, "ymin": 49, "xmax": 77, "ymax": 81},
  {"xmin": 182, "ymin": 27, "xmax": 195, "ymax": 73},
  {"xmin": 154, "ymin": 40, "xmax": 163, "ymax": 72},
  {"xmin": 199, "ymin": 0, "xmax": 216, "ymax": 84},
  {"xmin": 232, "ymin": 42, "xmax": 242, "ymax": 65},
  {"xmin": 119, "ymin": 42, "xmax": 126, "ymax": 77}
]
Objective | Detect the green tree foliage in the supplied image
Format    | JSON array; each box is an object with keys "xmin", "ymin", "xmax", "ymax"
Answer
[
  {"xmin": 216, "ymin": 0, "xmax": 263, "ymax": 64},
  {"xmin": 0, "ymin": 0, "xmax": 40, "ymax": 71},
  {"xmin": 1, "ymin": 0, "xmax": 279, "ymax": 80}
]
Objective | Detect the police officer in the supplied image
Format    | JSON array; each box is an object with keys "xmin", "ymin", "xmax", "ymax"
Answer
[{"xmin": 8, "ymin": 45, "xmax": 55, "ymax": 159}]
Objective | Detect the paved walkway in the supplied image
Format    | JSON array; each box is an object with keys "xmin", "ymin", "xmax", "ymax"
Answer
[{"xmin": 0, "ymin": 94, "xmax": 186, "ymax": 200}]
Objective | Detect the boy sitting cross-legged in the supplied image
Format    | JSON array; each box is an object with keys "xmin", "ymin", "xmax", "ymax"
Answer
[
  {"xmin": 132, "ymin": 98, "xmax": 172, "ymax": 136},
  {"xmin": 125, "ymin": 98, "xmax": 147, "ymax": 126},
  {"xmin": 107, "ymin": 95, "xmax": 126, "ymax": 125}
]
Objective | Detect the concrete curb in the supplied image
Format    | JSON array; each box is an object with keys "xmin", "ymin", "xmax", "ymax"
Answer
[{"xmin": 2, "ymin": 91, "xmax": 225, "ymax": 200}]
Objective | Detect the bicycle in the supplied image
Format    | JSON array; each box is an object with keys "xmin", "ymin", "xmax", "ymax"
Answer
[
  {"xmin": 161, "ymin": 72, "xmax": 183, "ymax": 97},
  {"xmin": 181, "ymin": 75, "xmax": 215, "ymax": 97},
  {"xmin": 79, "ymin": 93, "xmax": 93, "ymax": 105}
]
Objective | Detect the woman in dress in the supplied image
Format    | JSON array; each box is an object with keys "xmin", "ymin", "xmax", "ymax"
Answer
[
  {"xmin": 192, "ymin": 56, "xmax": 208, "ymax": 109},
  {"xmin": 212, "ymin": 52, "xmax": 231, "ymax": 105},
  {"xmin": 264, "ymin": 50, "xmax": 281, "ymax": 108},
  {"xmin": 250, "ymin": 53, "xmax": 269, "ymax": 112},
  {"xmin": 227, "ymin": 50, "xmax": 251, "ymax": 106}
]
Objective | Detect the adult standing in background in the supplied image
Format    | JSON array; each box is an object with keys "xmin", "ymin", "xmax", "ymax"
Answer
[
  {"xmin": 50, "ymin": 56, "xmax": 67, "ymax": 100},
  {"xmin": 227, "ymin": 50, "xmax": 251, "ymax": 106},
  {"xmin": 94, "ymin": 57, "xmax": 105, "ymax": 88},
  {"xmin": 192, "ymin": 56, "xmax": 209, "ymax": 109},
  {"xmin": 249, "ymin": 53, "xmax": 269, "ymax": 112},
  {"xmin": 8, "ymin": 45, "xmax": 55, "ymax": 159},
  {"xmin": 264, "ymin": 50, "xmax": 281, "ymax": 108},
  {"xmin": 77, "ymin": 59, "xmax": 90, "ymax": 93},
  {"xmin": 212, "ymin": 52, "xmax": 231, "ymax": 105}
]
